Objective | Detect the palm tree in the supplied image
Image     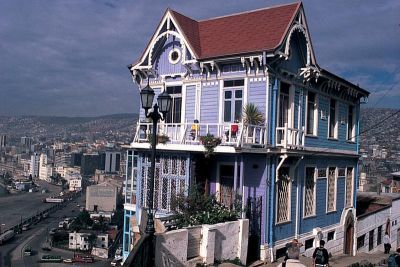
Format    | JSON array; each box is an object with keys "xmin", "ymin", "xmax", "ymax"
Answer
[{"xmin": 242, "ymin": 103, "xmax": 264, "ymax": 126}]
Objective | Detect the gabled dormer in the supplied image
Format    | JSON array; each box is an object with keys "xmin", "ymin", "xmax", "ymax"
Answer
[{"xmin": 129, "ymin": 9, "xmax": 200, "ymax": 84}]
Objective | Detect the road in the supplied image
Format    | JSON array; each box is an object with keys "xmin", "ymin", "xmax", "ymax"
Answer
[
  {"xmin": 0, "ymin": 180, "xmax": 63, "ymax": 230},
  {"xmin": 0, "ymin": 191, "xmax": 111, "ymax": 267}
]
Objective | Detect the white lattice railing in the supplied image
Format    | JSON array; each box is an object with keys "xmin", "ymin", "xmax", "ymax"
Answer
[
  {"xmin": 276, "ymin": 123, "xmax": 305, "ymax": 149},
  {"xmin": 134, "ymin": 121, "xmax": 268, "ymax": 148}
]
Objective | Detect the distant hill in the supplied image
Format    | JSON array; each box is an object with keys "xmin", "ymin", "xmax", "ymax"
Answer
[{"xmin": 0, "ymin": 113, "xmax": 139, "ymax": 142}]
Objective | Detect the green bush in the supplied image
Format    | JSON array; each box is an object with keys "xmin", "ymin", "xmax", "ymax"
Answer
[{"xmin": 171, "ymin": 186, "xmax": 240, "ymax": 229}]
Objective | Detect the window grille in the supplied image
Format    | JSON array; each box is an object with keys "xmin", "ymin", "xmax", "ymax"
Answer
[
  {"xmin": 346, "ymin": 167, "xmax": 353, "ymax": 207},
  {"xmin": 304, "ymin": 167, "xmax": 316, "ymax": 217},
  {"xmin": 139, "ymin": 154, "xmax": 188, "ymax": 212},
  {"xmin": 327, "ymin": 167, "xmax": 336, "ymax": 212},
  {"xmin": 277, "ymin": 168, "xmax": 290, "ymax": 223}
]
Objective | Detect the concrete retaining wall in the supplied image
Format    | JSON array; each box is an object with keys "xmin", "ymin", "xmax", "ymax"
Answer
[{"xmin": 155, "ymin": 219, "xmax": 249, "ymax": 266}]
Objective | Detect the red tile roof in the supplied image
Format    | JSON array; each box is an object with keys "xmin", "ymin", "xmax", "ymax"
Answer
[{"xmin": 170, "ymin": 2, "xmax": 300, "ymax": 59}]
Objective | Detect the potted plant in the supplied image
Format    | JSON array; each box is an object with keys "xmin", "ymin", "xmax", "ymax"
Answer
[
  {"xmin": 200, "ymin": 134, "xmax": 221, "ymax": 158},
  {"xmin": 242, "ymin": 103, "xmax": 264, "ymax": 140}
]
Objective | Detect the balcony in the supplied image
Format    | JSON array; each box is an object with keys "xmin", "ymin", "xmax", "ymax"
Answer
[
  {"xmin": 276, "ymin": 123, "xmax": 305, "ymax": 149},
  {"xmin": 133, "ymin": 121, "xmax": 268, "ymax": 148}
]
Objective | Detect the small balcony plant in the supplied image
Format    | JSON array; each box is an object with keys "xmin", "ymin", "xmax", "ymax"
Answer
[{"xmin": 200, "ymin": 134, "xmax": 221, "ymax": 158}]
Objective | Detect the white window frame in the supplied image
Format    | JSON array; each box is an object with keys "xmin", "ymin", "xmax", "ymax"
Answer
[
  {"xmin": 326, "ymin": 167, "xmax": 337, "ymax": 213},
  {"xmin": 222, "ymin": 80, "xmax": 244, "ymax": 123},
  {"xmin": 305, "ymin": 91, "xmax": 318, "ymax": 136},
  {"xmin": 303, "ymin": 166, "xmax": 317, "ymax": 218},
  {"xmin": 327, "ymin": 98, "xmax": 338, "ymax": 139},
  {"xmin": 275, "ymin": 166, "xmax": 292, "ymax": 224},
  {"xmin": 347, "ymin": 105, "xmax": 356, "ymax": 142},
  {"xmin": 277, "ymin": 82, "xmax": 295, "ymax": 129},
  {"xmin": 164, "ymin": 83, "xmax": 183, "ymax": 124},
  {"xmin": 345, "ymin": 166, "xmax": 354, "ymax": 208}
]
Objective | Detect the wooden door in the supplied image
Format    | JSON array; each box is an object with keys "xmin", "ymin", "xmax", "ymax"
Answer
[
  {"xmin": 219, "ymin": 165, "xmax": 234, "ymax": 208},
  {"xmin": 345, "ymin": 223, "xmax": 354, "ymax": 254}
]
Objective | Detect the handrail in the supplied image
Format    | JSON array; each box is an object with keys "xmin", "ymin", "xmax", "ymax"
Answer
[
  {"xmin": 276, "ymin": 123, "xmax": 305, "ymax": 149},
  {"xmin": 134, "ymin": 122, "xmax": 268, "ymax": 148}
]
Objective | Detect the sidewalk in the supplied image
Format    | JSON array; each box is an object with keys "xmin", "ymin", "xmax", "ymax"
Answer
[{"xmin": 257, "ymin": 251, "xmax": 388, "ymax": 267}]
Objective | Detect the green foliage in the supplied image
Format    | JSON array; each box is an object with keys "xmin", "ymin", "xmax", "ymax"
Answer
[
  {"xmin": 171, "ymin": 186, "xmax": 240, "ymax": 229},
  {"xmin": 70, "ymin": 210, "xmax": 93, "ymax": 231},
  {"xmin": 148, "ymin": 134, "xmax": 170, "ymax": 145},
  {"xmin": 200, "ymin": 134, "xmax": 221, "ymax": 158},
  {"xmin": 242, "ymin": 103, "xmax": 264, "ymax": 126}
]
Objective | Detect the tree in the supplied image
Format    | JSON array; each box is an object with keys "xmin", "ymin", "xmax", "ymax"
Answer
[{"xmin": 88, "ymin": 233, "xmax": 97, "ymax": 251}]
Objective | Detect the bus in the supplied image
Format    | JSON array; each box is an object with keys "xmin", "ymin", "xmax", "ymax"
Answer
[
  {"xmin": 74, "ymin": 254, "xmax": 94, "ymax": 263},
  {"xmin": 41, "ymin": 255, "xmax": 62, "ymax": 262}
]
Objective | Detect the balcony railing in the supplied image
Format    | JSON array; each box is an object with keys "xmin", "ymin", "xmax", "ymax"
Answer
[
  {"xmin": 276, "ymin": 123, "xmax": 305, "ymax": 149},
  {"xmin": 133, "ymin": 121, "xmax": 268, "ymax": 148}
]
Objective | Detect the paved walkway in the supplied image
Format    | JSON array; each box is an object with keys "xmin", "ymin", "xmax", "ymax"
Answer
[
  {"xmin": 257, "ymin": 251, "xmax": 388, "ymax": 267},
  {"xmin": 216, "ymin": 251, "xmax": 388, "ymax": 267}
]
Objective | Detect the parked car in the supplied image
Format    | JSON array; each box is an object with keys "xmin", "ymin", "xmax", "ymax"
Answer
[
  {"xmin": 111, "ymin": 257, "xmax": 122, "ymax": 266},
  {"xmin": 63, "ymin": 258, "xmax": 73, "ymax": 263},
  {"xmin": 24, "ymin": 247, "xmax": 32, "ymax": 256}
]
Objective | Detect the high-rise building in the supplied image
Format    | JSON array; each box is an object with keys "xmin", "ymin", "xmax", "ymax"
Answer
[
  {"xmin": 81, "ymin": 153, "xmax": 100, "ymax": 176},
  {"xmin": 70, "ymin": 152, "xmax": 83, "ymax": 167},
  {"xmin": 39, "ymin": 154, "xmax": 53, "ymax": 181},
  {"xmin": 54, "ymin": 152, "xmax": 72, "ymax": 167},
  {"xmin": 30, "ymin": 153, "xmax": 40, "ymax": 178},
  {"xmin": 99, "ymin": 151, "xmax": 121, "ymax": 173},
  {"xmin": 0, "ymin": 134, "xmax": 6, "ymax": 149}
]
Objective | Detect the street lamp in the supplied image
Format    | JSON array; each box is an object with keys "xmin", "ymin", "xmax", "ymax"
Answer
[{"xmin": 139, "ymin": 81, "xmax": 172, "ymax": 236}]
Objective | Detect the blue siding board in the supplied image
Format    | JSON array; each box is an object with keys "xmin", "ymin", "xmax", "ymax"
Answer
[
  {"xmin": 305, "ymin": 95, "xmax": 357, "ymax": 151},
  {"xmin": 200, "ymin": 83, "xmax": 219, "ymax": 125},
  {"xmin": 185, "ymin": 85, "xmax": 196, "ymax": 122},
  {"xmin": 248, "ymin": 81, "xmax": 267, "ymax": 120}
]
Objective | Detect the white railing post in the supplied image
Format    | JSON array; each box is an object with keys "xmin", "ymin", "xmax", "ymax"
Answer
[{"xmin": 284, "ymin": 123, "xmax": 288, "ymax": 149}]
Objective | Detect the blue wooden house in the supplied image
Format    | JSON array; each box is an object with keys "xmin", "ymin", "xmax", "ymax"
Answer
[{"xmin": 123, "ymin": 2, "xmax": 369, "ymax": 262}]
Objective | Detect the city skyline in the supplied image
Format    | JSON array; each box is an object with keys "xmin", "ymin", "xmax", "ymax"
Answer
[{"xmin": 0, "ymin": 0, "xmax": 399, "ymax": 116}]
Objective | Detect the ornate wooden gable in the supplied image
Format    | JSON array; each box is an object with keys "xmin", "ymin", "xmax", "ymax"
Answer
[{"xmin": 129, "ymin": 9, "xmax": 198, "ymax": 84}]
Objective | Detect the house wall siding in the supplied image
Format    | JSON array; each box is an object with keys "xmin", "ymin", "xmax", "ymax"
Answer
[
  {"xmin": 185, "ymin": 85, "xmax": 196, "ymax": 123},
  {"xmin": 248, "ymin": 79, "xmax": 267, "ymax": 121},
  {"xmin": 200, "ymin": 82, "xmax": 220, "ymax": 124}
]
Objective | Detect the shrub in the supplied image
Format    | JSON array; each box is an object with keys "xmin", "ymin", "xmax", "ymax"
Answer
[{"xmin": 171, "ymin": 186, "xmax": 240, "ymax": 228}]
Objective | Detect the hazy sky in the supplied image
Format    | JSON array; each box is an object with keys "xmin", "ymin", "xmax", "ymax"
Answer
[{"xmin": 0, "ymin": 0, "xmax": 399, "ymax": 116}]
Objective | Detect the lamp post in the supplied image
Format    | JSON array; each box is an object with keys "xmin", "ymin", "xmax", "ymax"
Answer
[{"xmin": 139, "ymin": 82, "xmax": 172, "ymax": 236}]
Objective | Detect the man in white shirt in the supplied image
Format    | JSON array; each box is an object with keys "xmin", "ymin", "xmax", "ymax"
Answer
[{"xmin": 384, "ymin": 232, "xmax": 391, "ymax": 254}]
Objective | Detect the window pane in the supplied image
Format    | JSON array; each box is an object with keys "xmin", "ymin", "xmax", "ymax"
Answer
[
  {"xmin": 224, "ymin": 91, "xmax": 232, "ymax": 99},
  {"xmin": 235, "ymin": 90, "xmax": 242, "ymax": 98},
  {"xmin": 224, "ymin": 79, "xmax": 244, "ymax": 87},
  {"xmin": 224, "ymin": 101, "xmax": 231, "ymax": 122},
  {"xmin": 347, "ymin": 106, "xmax": 354, "ymax": 140},
  {"xmin": 329, "ymin": 99, "xmax": 336, "ymax": 138},
  {"xmin": 307, "ymin": 104, "xmax": 314, "ymax": 134},
  {"xmin": 304, "ymin": 167, "xmax": 315, "ymax": 216},
  {"xmin": 234, "ymin": 100, "xmax": 242, "ymax": 121},
  {"xmin": 173, "ymin": 97, "xmax": 182, "ymax": 123},
  {"xmin": 307, "ymin": 92, "xmax": 316, "ymax": 135}
]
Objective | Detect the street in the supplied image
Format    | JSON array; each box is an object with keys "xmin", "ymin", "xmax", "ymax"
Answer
[{"xmin": 0, "ymin": 191, "xmax": 111, "ymax": 267}]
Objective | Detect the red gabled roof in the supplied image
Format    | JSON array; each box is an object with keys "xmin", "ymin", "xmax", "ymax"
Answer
[{"xmin": 170, "ymin": 2, "xmax": 300, "ymax": 60}]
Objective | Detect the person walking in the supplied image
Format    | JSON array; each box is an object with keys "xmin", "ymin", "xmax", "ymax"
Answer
[
  {"xmin": 313, "ymin": 240, "xmax": 329, "ymax": 267},
  {"xmin": 384, "ymin": 231, "xmax": 391, "ymax": 254},
  {"xmin": 281, "ymin": 239, "xmax": 304, "ymax": 267}
]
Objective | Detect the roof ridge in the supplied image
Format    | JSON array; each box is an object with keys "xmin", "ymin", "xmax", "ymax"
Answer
[
  {"xmin": 169, "ymin": 9, "xmax": 199, "ymax": 23},
  {"xmin": 197, "ymin": 2, "xmax": 300, "ymax": 22}
]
